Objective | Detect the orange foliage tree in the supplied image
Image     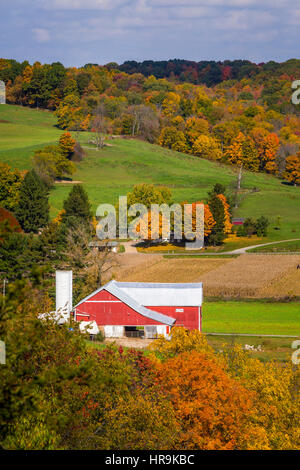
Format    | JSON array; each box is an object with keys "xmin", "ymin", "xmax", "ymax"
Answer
[
  {"xmin": 137, "ymin": 210, "xmax": 169, "ymax": 240},
  {"xmin": 283, "ymin": 153, "xmax": 300, "ymax": 186},
  {"xmin": 157, "ymin": 351, "xmax": 268, "ymax": 450},
  {"xmin": 181, "ymin": 201, "xmax": 216, "ymax": 240},
  {"xmin": 225, "ymin": 132, "xmax": 259, "ymax": 171},
  {"xmin": 251, "ymin": 128, "xmax": 279, "ymax": 173},
  {"xmin": 216, "ymin": 194, "xmax": 232, "ymax": 235}
]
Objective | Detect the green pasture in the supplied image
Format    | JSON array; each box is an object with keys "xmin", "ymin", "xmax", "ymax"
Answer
[
  {"xmin": 1, "ymin": 104, "xmax": 300, "ymax": 245},
  {"xmin": 203, "ymin": 301, "xmax": 300, "ymax": 335}
]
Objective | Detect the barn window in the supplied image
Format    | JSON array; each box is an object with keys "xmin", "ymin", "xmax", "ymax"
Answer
[{"xmin": 124, "ymin": 326, "xmax": 145, "ymax": 338}]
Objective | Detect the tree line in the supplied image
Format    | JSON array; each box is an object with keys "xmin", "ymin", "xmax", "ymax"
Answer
[{"xmin": 1, "ymin": 57, "xmax": 300, "ymax": 184}]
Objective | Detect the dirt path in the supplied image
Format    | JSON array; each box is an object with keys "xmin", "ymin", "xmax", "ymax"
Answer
[
  {"xmin": 229, "ymin": 238, "xmax": 300, "ymax": 254},
  {"xmin": 55, "ymin": 180, "xmax": 83, "ymax": 184},
  {"xmin": 123, "ymin": 238, "xmax": 300, "ymax": 256},
  {"xmin": 123, "ymin": 241, "xmax": 138, "ymax": 253},
  {"xmin": 105, "ymin": 337, "xmax": 153, "ymax": 349}
]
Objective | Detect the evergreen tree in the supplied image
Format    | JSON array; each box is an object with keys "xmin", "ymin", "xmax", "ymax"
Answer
[
  {"xmin": 62, "ymin": 184, "xmax": 92, "ymax": 228},
  {"xmin": 0, "ymin": 232, "xmax": 43, "ymax": 281},
  {"xmin": 208, "ymin": 193, "xmax": 226, "ymax": 245},
  {"xmin": 242, "ymin": 217, "xmax": 257, "ymax": 237},
  {"xmin": 209, "ymin": 183, "xmax": 226, "ymax": 196},
  {"xmin": 15, "ymin": 170, "xmax": 49, "ymax": 233},
  {"xmin": 256, "ymin": 216, "xmax": 269, "ymax": 237}
]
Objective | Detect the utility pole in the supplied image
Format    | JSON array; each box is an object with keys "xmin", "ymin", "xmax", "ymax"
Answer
[{"xmin": 2, "ymin": 278, "xmax": 7, "ymax": 307}]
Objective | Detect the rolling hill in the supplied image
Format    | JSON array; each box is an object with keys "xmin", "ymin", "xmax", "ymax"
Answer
[{"xmin": 1, "ymin": 104, "xmax": 300, "ymax": 243}]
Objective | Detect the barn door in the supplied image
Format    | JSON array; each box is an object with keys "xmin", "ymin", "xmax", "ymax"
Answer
[
  {"xmin": 145, "ymin": 326, "xmax": 157, "ymax": 339},
  {"xmin": 104, "ymin": 326, "xmax": 124, "ymax": 338}
]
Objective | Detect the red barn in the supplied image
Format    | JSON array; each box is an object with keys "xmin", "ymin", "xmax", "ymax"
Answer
[{"xmin": 74, "ymin": 281, "xmax": 203, "ymax": 338}]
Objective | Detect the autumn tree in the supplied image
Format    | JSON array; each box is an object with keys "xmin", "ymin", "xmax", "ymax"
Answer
[
  {"xmin": 180, "ymin": 201, "xmax": 216, "ymax": 243},
  {"xmin": 225, "ymin": 132, "xmax": 258, "ymax": 192},
  {"xmin": 33, "ymin": 145, "xmax": 76, "ymax": 186},
  {"xmin": 192, "ymin": 134, "xmax": 222, "ymax": 160},
  {"xmin": 251, "ymin": 128, "xmax": 279, "ymax": 173},
  {"xmin": 184, "ymin": 116, "xmax": 210, "ymax": 149},
  {"xmin": 0, "ymin": 208, "xmax": 22, "ymax": 234},
  {"xmin": 216, "ymin": 194, "xmax": 232, "ymax": 235},
  {"xmin": 223, "ymin": 345, "xmax": 300, "ymax": 450},
  {"xmin": 150, "ymin": 327, "xmax": 213, "ymax": 360},
  {"xmin": 225, "ymin": 132, "xmax": 259, "ymax": 171},
  {"xmin": 0, "ymin": 163, "xmax": 23, "ymax": 211},
  {"xmin": 157, "ymin": 351, "xmax": 268, "ymax": 450},
  {"xmin": 158, "ymin": 126, "xmax": 188, "ymax": 153},
  {"xmin": 283, "ymin": 153, "xmax": 300, "ymax": 186},
  {"xmin": 162, "ymin": 91, "xmax": 181, "ymax": 117},
  {"xmin": 127, "ymin": 183, "xmax": 172, "ymax": 208},
  {"xmin": 91, "ymin": 104, "xmax": 109, "ymax": 149},
  {"xmin": 55, "ymin": 94, "xmax": 85, "ymax": 130},
  {"xmin": 126, "ymin": 104, "xmax": 159, "ymax": 142},
  {"xmin": 59, "ymin": 132, "xmax": 76, "ymax": 158}
]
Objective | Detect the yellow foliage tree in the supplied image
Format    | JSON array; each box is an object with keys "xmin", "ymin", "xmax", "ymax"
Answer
[
  {"xmin": 223, "ymin": 345, "xmax": 300, "ymax": 450},
  {"xmin": 192, "ymin": 135, "xmax": 222, "ymax": 160}
]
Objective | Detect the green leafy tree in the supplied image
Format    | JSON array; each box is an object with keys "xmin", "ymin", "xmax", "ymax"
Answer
[
  {"xmin": 15, "ymin": 170, "xmax": 49, "ymax": 233},
  {"xmin": 209, "ymin": 183, "xmax": 226, "ymax": 197},
  {"xmin": 242, "ymin": 218, "xmax": 257, "ymax": 237},
  {"xmin": 208, "ymin": 193, "xmax": 226, "ymax": 245},
  {"xmin": 256, "ymin": 216, "xmax": 269, "ymax": 237},
  {"xmin": 127, "ymin": 183, "xmax": 172, "ymax": 208},
  {"xmin": 33, "ymin": 145, "xmax": 76, "ymax": 186}
]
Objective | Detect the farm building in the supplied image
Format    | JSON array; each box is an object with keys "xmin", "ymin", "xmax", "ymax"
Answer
[{"xmin": 74, "ymin": 281, "xmax": 203, "ymax": 338}]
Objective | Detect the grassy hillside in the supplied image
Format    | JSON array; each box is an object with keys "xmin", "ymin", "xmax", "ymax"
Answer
[
  {"xmin": 0, "ymin": 104, "xmax": 61, "ymax": 169},
  {"xmin": 1, "ymin": 104, "xmax": 300, "ymax": 243}
]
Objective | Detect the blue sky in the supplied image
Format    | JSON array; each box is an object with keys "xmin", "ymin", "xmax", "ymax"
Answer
[{"xmin": 1, "ymin": 0, "xmax": 299, "ymax": 66}]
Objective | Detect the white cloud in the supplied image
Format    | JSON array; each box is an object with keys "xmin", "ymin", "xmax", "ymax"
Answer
[
  {"xmin": 42, "ymin": 0, "xmax": 124, "ymax": 10},
  {"xmin": 151, "ymin": 0, "xmax": 290, "ymax": 6},
  {"xmin": 32, "ymin": 28, "xmax": 50, "ymax": 42}
]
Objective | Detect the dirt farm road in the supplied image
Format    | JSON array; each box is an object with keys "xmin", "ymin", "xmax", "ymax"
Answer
[
  {"xmin": 122, "ymin": 239, "xmax": 300, "ymax": 256},
  {"xmin": 229, "ymin": 238, "xmax": 300, "ymax": 254}
]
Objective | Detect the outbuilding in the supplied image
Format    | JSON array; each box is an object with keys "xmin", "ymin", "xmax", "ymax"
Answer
[{"xmin": 74, "ymin": 281, "xmax": 203, "ymax": 338}]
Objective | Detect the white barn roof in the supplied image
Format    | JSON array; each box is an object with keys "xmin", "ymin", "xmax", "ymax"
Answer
[
  {"xmin": 75, "ymin": 281, "xmax": 202, "ymax": 317},
  {"xmin": 75, "ymin": 280, "xmax": 176, "ymax": 326},
  {"xmin": 114, "ymin": 282, "xmax": 203, "ymax": 307}
]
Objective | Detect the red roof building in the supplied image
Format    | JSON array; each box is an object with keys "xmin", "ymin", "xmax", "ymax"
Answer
[{"xmin": 74, "ymin": 281, "xmax": 203, "ymax": 338}]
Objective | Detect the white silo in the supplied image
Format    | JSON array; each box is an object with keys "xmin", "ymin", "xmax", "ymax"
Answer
[
  {"xmin": 55, "ymin": 270, "xmax": 72, "ymax": 324},
  {"xmin": 0, "ymin": 81, "xmax": 5, "ymax": 105}
]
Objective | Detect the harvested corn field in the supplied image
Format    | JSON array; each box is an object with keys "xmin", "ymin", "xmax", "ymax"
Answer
[
  {"xmin": 111, "ymin": 253, "xmax": 300, "ymax": 299},
  {"xmin": 114, "ymin": 254, "xmax": 230, "ymax": 283},
  {"xmin": 259, "ymin": 266, "xmax": 300, "ymax": 298},
  {"xmin": 201, "ymin": 254, "xmax": 300, "ymax": 298}
]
